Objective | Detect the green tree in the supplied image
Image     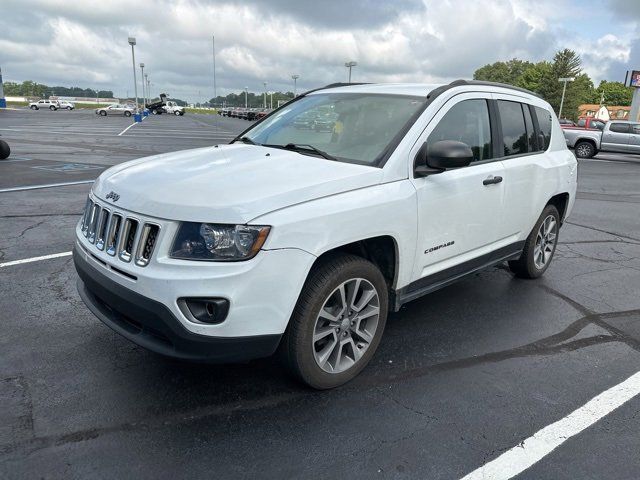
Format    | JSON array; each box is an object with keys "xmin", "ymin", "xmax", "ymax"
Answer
[
  {"xmin": 474, "ymin": 59, "xmax": 534, "ymax": 85},
  {"xmin": 591, "ymin": 81, "xmax": 633, "ymax": 106}
]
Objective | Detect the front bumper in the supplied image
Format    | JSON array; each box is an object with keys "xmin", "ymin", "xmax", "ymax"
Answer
[{"xmin": 74, "ymin": 248, "xmax": 282, "ymax": 362}]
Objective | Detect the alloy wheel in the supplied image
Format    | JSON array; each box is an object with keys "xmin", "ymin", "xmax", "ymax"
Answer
[
  {"xmin": 534, "ymin": 214, "xmax": 557, "ymax": 269},
  {"xmin": 312, "ymin": 278, "xmax": 380, "ymax": 374}
]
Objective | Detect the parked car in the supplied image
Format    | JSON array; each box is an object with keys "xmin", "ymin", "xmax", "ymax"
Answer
[
  {"xmin": 558, "ymin": 118, "xmax": 575, "ymax": 127},
  {"xmin": 29, "ymin": 99, "xmax": 59, "ymax": 111},
  {"xmin": 74, "ymin": 80, "xmax": 576, "ymax": 389},
  {"xmin": 563, "ymin": 120, "xmax": 640, "ymax": 158},
  {"xmin": 562, "ymin": 116, "xmax": 606, "ymax": 131},
  {"xmin": 256, "ymin": 109, "xmax": 271, "ymax": 120},
  {"xmin": 0, "ymin": 136, "xmax": 10, "ymax": 160},
  {"xmin": 95, "ymin": 104, "xmax": 134, "ymax": 117},
  {"xmin": 58, "ymin": 100, "xmax": 75, "ymax": 110}
]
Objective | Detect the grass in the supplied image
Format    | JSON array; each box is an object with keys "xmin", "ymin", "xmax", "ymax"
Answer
[{"xmin": 185, "ymin": 107, "xmax": 219, "ymax": 115}]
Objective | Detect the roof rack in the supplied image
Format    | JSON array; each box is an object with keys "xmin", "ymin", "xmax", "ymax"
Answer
[{"xmin": 447, "ymin": 79, "xmax": 541, "ymax": 98}]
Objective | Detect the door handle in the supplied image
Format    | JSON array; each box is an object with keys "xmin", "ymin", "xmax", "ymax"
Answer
[{"xmin": 483, "ymin": 175, "xmax": 503, "ymax": 186}]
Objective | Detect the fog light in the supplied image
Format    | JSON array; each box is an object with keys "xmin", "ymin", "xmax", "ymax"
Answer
[{"xmin": 181, "ymin": 298, "xmax": 229, "ymax": 324}]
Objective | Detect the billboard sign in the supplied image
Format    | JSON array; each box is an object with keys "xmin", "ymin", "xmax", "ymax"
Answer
[{"xmin": 630, "ymin": 70, "xmax": 640, "ymax": 88}]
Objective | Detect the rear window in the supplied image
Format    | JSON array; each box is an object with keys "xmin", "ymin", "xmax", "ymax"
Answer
[
  {"xmin": 497, "ymin": 100, "xmax": 528, "ymax": 156},
  {"xmin": 534, "ymin": 107, "xmax": 553, "ymax": 150}
]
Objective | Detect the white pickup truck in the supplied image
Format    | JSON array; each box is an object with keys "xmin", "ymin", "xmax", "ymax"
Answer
[{"xmin": 563, "ymin": 121, "xmax": 640, "ymax": 158}]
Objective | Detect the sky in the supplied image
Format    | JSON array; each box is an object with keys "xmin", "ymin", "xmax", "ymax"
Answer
[{"xmin": 0, "ymin": 0, "xmax": 638, "ymax": 102}]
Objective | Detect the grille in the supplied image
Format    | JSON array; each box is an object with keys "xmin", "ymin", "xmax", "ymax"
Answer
[{"xmin": 80, "ymin": 197, "xmax": 160, "ymax": 267}]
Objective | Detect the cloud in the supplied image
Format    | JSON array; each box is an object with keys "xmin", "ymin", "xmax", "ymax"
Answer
[{"xmin": 0, "ymin": 0, "xmax": 632, "ymax": 101}]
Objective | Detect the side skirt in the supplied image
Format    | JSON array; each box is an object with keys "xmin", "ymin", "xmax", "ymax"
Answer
[{"xmin": 393, "ymin": 241, "xmax": 525, "ymax": 311}]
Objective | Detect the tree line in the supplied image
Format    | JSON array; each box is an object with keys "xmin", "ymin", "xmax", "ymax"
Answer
[
  {"xmin": 3, "ymin": 80, "xmax": 114, "ymax": 99},
  {"xmin": 206, "ymin": 91, "xmax": 294, "ymax": 108},
  {"xmin": 474, "ymin": 49, "xmax": 634, "ymax": 120}
]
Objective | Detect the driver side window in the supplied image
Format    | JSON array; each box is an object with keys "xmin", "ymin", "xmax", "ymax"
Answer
[{"xmin": 428, "ymin": 99, "xmax": 493, "ymax": 162}]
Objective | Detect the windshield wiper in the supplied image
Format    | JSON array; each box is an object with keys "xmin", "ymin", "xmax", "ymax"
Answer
[{"xmin": 282, "ymin": 143, "xmax": 337, "ymax": 161}]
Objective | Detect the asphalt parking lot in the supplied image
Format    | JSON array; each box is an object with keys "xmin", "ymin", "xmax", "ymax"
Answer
[{"xmin": 1, "ymin": 108, "xmax": 639, "ymax": 479}]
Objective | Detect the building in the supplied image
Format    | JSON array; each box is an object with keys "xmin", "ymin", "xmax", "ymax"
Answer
[{"xmin": 578, "ymin": 104, "xmax": 630, "ymax": 120}]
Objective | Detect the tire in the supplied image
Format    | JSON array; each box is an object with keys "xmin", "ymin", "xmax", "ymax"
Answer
[
  {"xmin": 174, "ymin": 110, "xmax": 181, "ymax": 116},
  {"xmin": 280, "ymin": 254, "xmax": 388, "ymax": 389},
  {"xmin": 508, "ymin": 204, "xmax": 561, "ymax": 279},
  {"xmin": 0, "ymin": 140, "xmax": 10, "ymax": 160},
  {"xmin": 66, "ymin": 106, "xmax": 72, "ymax": 110},
  {"xmin": 574, "ymin": 141, "xmax": 596, "ymax": 159},
  {"xmin": 99, "ymin": 110, "xmax": 107, "ymax": 116},
  {"xmin": 124, "ymin": 111, "xmax": 132, "ymax": 117},
  {"xmin": 49, "ymin": 105, "xmax": 57, "ymax": 111},
  {"xmin": 30, "ymin": 105, "xmax": 38, "ymax": 110}
]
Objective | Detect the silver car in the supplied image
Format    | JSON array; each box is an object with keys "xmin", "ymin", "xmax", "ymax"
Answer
[{"xmin": 95, "ymin": 104, "xmax": 134, "ymax": 117}]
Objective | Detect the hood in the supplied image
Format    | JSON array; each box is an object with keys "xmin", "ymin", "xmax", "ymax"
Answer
[{"xmin": 92, "ymin": 144, "xmax": 383, "ymax": 223}]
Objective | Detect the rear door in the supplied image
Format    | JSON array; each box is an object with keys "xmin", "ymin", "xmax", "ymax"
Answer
[
  {"xmin": 628, "ymin": 123, "xmax": 640, "ymax": 154},
  {"xmin": 602, "ymin": 122, "xmax": 631, "ymax": 152},
  {"xmin": 493, "ymin": 95, "xmax": 550, "ymax": 241},
  {"xmin": 410, "ymin": 93, "xmax": 507, "ymax": 284}
]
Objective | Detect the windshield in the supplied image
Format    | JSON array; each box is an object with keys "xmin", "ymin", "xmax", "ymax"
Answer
[{"xmin": 239, "ymin": 92, "xmax": 426, "ymax": 166}]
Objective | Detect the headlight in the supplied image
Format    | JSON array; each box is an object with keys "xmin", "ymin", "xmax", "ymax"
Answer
[{"xmin": 170, "ymin": 223, "xmax": 270, "ymax": 261}]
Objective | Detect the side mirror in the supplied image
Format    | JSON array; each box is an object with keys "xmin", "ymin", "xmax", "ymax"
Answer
[{"xmin": 414, "ymin": 140, "xmax": 473, "ymax": 177}]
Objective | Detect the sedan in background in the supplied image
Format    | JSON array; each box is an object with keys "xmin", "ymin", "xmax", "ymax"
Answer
[{"xmin": 95, "ymin": 104, "xmax": 135, "ymax": 117}]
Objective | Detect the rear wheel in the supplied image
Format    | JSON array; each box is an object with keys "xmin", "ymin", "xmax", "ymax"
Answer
[
  {"xmin": 99, "ymin": 110, "xmax": 107, "ymax": 116},
  {"xmin": 49, "ymin": 105, "xmax": 57, "ymax": 111},
  {"xmin": 280, "ymin": 254, "xmax": 388, "ymax": 389},
  {"xmin": 30, "ymin": 105, "xmax": 38, "ymax": 110},
  {"xmin": 575, "ymin": 141, "xmax": 596, "ymax": 159},
  {"xmin": 509, "ymin": 204, "xmax": 560, "ymax": 279},
  {"xmin": 0, "ymin": 140, "xmax": 10, "ymax": 160}
]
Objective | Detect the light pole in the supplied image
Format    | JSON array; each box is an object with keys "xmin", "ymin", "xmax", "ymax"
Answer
[
  {"xmin": 244, "ymin": 87, "xmax": 248, "ymax": 108},
  {"xmin": 144, "ymin": 74, "xmax": 149, "ymax": 105},
  {"xmin": 345, "ymin": 61, "xmax": 357, "ymax": 83},
  {"xmin": 269, "ymin": 91, "xmax": 273, "ymax": 109},
  {"xmin": 139, "ymin": 62, "xmax": 145, "ymax": 111},
  {"xmin": 291, "ymin": 74, "xmax": 299, "ymax": 97},
  {"xmin": 128, "ymin": 37, "xmax": 139, "ymax": 118},
  {"xmin": 558, "ymin": 77, "xmax": 575, "ymax": 119},
  {"xmin": 263, "ymin": 82, "xmax": 267, "ymax": 109}
]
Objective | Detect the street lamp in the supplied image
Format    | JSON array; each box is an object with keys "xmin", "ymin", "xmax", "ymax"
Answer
[
  {"xmin": 558, "ymin": 77, "xmax": 575, "ymax": 119},
  {"xmin": 263, "ymin": 82, "xmax": 267, "ymax": 109},
  {"xmin": 139, "ymin": 62, "xmax": 145, "ymax": 111},
  {"xmin": 144, "ymin": 74, "xmax": 149, "ymax": 105},
  {"xmin": 345, "ymin": 61, "xmax": 357, "ymax": 83},
  {"xmin": 291, "ymin": 74, "xmax": 300, "ymax": 97},
  {"xmin": 269, "ymin": 91, "xmax": 273, "ymax": 109},
  {"xmin": 244, "ymin": 86, "xmax": 248, "ymax": 108},
  {"xmin": 128, "ymin": 37, "xmax": 139, "ymax": 118}
]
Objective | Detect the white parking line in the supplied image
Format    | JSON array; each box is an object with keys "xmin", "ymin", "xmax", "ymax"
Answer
[
  {"xmin": 117, "ymin": 122, "xmax": 138, "ymax": 136},
  {"xmin": 0, "ymin": 180, "xmax": 94, "ymax": 193},
  {"xmin": 459, "ymin": 370, "xmax": 640, "ymax": 480},
  {"xmin": 0, "ymin": 251, "xmax": 72, "ymax": 268}
]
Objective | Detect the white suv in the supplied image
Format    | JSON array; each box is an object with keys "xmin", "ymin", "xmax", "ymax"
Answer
[
  {"xmin": 29, "ymin": 99, "xmax": 59, "ymax": 110},
  {"xmin": 74, "ymin": 81, "xmax": 577, "ymax": 388}
]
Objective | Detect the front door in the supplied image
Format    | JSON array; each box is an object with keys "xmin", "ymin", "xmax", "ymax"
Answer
[{"xmin": 410, "ymin": 94, "xmax": 507, "ymax": 285}]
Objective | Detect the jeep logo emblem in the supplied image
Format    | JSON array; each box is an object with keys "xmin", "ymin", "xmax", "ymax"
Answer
[{"xmin": 105, "ymin": 191, "xmax": 120, "ymax": 202}]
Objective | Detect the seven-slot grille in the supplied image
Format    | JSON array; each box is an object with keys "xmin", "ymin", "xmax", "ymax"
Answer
[{"xmin": 80, "ymin": 197, "xmax": 160, "ymax": 267}]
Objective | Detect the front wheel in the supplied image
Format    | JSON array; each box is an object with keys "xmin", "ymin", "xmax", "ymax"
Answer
[
  {"xmin": 30, "ymin": 105, "xmax": 38, "ymax": 110},
  {"xmin": 0, "ymin": 140, "xmax": 10, "ymax": 160},
  {"xmin": 280, "ymin": 254, "xmax": 388, "ymax": 389},
  {"xmin": 174, "ymin": 110, "xmax": 181, "ymax": 116},
  {"xmin": 124, "ymin": 111, "xmax": 132, "ymax": 117},
  {"xmin": 66, "ymin": 106, "xmax": 73, "ymax": 110},
  {"xmin": 99, "ymin": 110, "xmax": 107, "ymax": 116},
  {"xmin": 509, "ymin": 204, "xmax": 560, "ymax": 279},
  {"xmin": 575, "ymin": 141, "xmax": 596, "ymax": 159}
]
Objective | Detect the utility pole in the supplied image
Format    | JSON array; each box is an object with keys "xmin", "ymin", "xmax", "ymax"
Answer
[
  {"xmin": 345, "ymin": 61, "xmax": 357, "ymax": 83},
  {"xmin": 144, "ymin": 74, "xmax": 149, "ymax": 105},
  {"xmin": 269, "ymin": 91, "xmax": 273, "ymax": 109},
  {"xmin": 557, "ymin": 77, "xmax": 575, "ymax": 119},
  {"xmin": 291, "ymin": 74, "xmax": 299, "ymax": 97},
  {"xmin": 244, "ymin": 87, "xmax": 248, "ymax": 108}
]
